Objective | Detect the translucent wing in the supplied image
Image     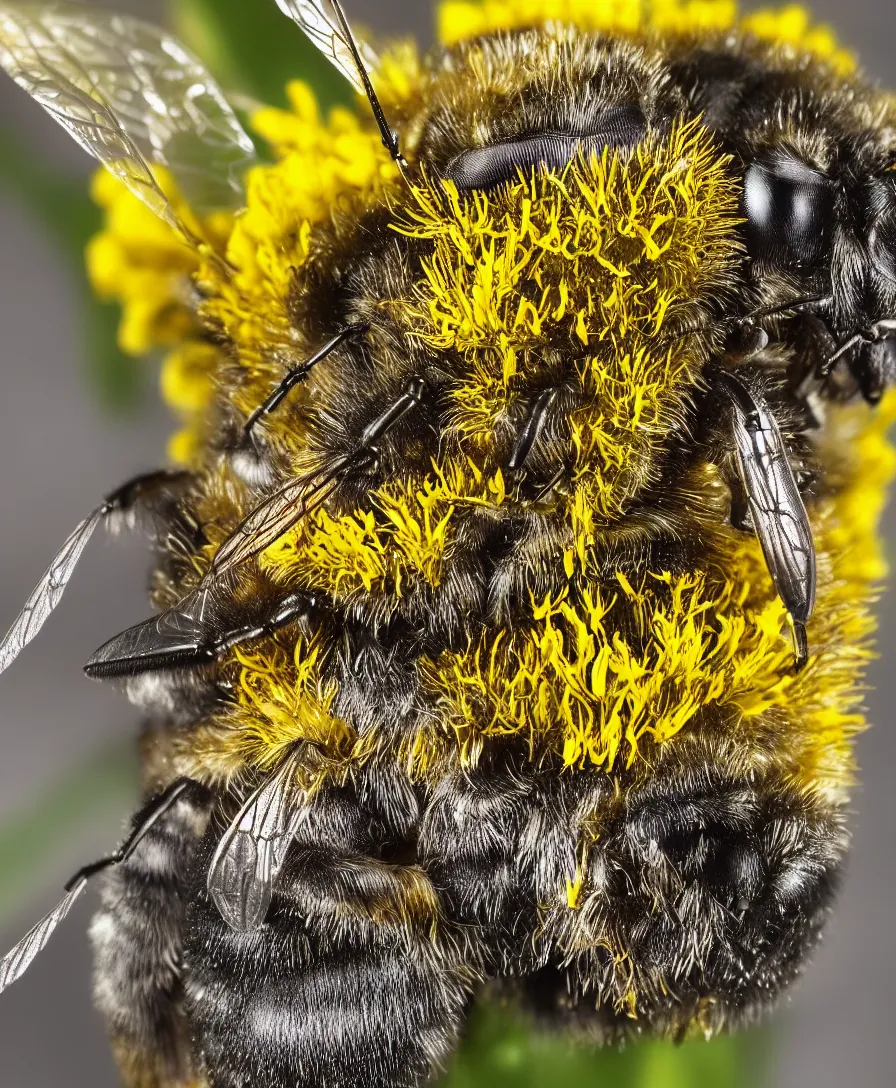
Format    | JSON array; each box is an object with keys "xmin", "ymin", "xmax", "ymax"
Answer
[
  {"xmin": 209, "ymin": 463, "xmax": 347, "ymax": 579},
  {"xmin": 0, "ymin": 470, "xmax": 189, "ymax": 680},
  {"xmin": 208, "ymin": 751, "xmax": 306, "ymax": 933},
  {"xmin": 0, "ymin": 881, "xmax": 86, "ymax": 995},
  {"xmin": 0, "ymin": 777, "xmax": 197, "ymax": 995},
  {"xmin": 0, "ymin": 505, "xmax": 105, "ymax": 678},
  {"xmin": 726, "ymin": 380, "xmax": 816, "ymax": 625},
  {"xmin": 0, "ymin": 3, "xmax": 256, "ymax": 225},
  {"xmin": 85, "ymin": 585, "xmax": 312, "ymax": 680},
  {"xmin": 84, "ymin": 585, "xmax": 218, "ymax": 679},
  {"xmin": 275, "ymin": 0, "xmax": 378, "ymax": 94}
]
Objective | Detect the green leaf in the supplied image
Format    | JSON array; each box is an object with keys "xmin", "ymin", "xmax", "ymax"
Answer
[
  {"xmin": 0, "ymin": 740, "xmax": 138, "ymax": 925},
  {"xmin": 170, "ymin": 0, "xmax": 354, "ymax": 111},
  {"xmin": 0, "ymin": 125, "xmax": 145, "ymax": 411},
  {"xmin": 439, "ymin": 1001, "xmax": 765, "ymax": 1088},
  {"xmin": 636, "ymin": 1031, "xmax": 760, "ymax": 1088}
]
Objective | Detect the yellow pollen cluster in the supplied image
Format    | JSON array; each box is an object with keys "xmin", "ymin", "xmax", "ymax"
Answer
[
  {"xmin": 260, "ymin": 460, "xmax": 510, "ymax": 608},
  {"xmin": 415, "ymin": 379, "xmax": 894, "ymax": 790},
  {"xmin": 173, "ymin": 636, "xmax": 356, "ymax": 786},
  {"xmin": 86, "ymin": 2, "xmax": 855, "ymax": 465},
  {"xmin": 420, "ymin": 569, "xmax": 796, "ymax": 770},
  {"xmin": 262, "ymin": 475, "xmax": 456, "ymax": 603},
  {"xmin": 397, "ymin": 120, "xmax": 739, "ymax": 520}
]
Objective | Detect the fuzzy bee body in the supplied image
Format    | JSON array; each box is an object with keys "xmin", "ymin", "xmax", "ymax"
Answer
[{"xmin": 1, "ymin": 1, "xmax": 895, "ymax": 1085}]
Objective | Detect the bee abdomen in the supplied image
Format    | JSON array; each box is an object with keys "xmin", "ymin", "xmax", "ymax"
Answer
[
  {"xmin": 184, "ymin": 907, "xmax": 468, "ymax": 1088},
  {"xmin": 183, "ymin": 780, "xmax": 469, "ymax": 1088}
]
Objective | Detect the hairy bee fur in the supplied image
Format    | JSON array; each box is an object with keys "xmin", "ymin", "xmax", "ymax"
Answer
[{"xmin": 2, "ymin": 1, "xmax": 896, "ymax": 1085}]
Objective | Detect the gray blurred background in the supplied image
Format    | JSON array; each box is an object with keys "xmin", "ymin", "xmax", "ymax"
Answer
[{"xmin": 0, "ymin": 1, "xmax": 894, "ymax": 1084}]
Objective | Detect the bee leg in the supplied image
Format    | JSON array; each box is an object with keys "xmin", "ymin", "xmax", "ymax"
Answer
[
  {"xmin": 819, "ymin": 319, "xmax": 896, "ymax": 403},
  {"xmin": 90, "ymin": 780, "xmax": 211, "ymax": 1088},
  {"xmin": 726, "ymin": 474, "xmax": 754, "ymax": 534},
  {"xmin": 788, "ymin": 618, "xmax": 809, "ymax": 672},
  {"xmin": 729, "ymin": 319, "xmax": 770, "ymax": 359},
  {"xmin": 730, "ymin": 498, "xmax": 754, "ymax": 534},
  {"xmin": 507, "ymin": 388, "xmax": 559, "ymax": 470},
  {"xmin": 243, "ymin": 326, "xmax": 361, "ymax": 438},
  {"xmin": 359, "ymin": 376, "xmax": 427, "ymax": 449},
  {"xmin": 327, "ymin": 0, "xmax": 408, "ymax": 172},
  {"xmin": 856, "ymin": 320, "xmax": 896, "ymax": 404}
]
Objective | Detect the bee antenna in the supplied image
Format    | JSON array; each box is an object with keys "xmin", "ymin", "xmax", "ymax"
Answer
[{"xmin": 328, "ymin": 0, "xmax": 408, "ymax": 175}]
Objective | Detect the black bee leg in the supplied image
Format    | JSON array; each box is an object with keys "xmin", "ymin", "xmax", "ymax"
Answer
[
  {"xmin": 71, "ymin": 778, "xmax": 199, "ymax": 885},
  {"xmin": 792, "ymin": 619, "xmax": 809, "ymax": 671},
  {"xmin": 507, "ymin": 388, "xmax": 559, "ymax": 470},
  {"xmin": 729, "ymin": 479, "xmax": 753, "ymax": 534},
  {"xmin": 244, "ymin": 326, "xmax": 361, "ymax": 438},
  {"xmin": 789, "ymin": 312, "xmax": 839, "ymax": 395},
  {"xmin": 729, "ymin": 318, "xmax": 770, "ymax": 358},
  {"xmin": 819, "ymin": 319, "xmax": 896, "ymax": 404},
  {"xmin": 91, "ymin": 780, "xmax": 211, "ymax": 1088},
  {"xmin": 856, "ymin": 319, "xmax": 896, "ymax": 404},
  {"xmin": 328, "ymin": 0, "xmax": 408, "ymax": 172},
  {"xmin": 802, "ymin": 312, "xmax": 839, "ymax": 358},
  {"xmin": 730, "ymin": 498, "xmax": 752, "ymax": 532},
  {"xmin": 359, "ymin": 376, "xmax": 426, "ymax": 450},
  {"xmin": 0, "ymin": 777, "xmax": 209, "ymax": 998}
]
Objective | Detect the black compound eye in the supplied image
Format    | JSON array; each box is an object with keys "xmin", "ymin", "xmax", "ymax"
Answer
[
  {"xmin": 743, "ymin": 158, "xmax": 836, "ymax": 268},
  {"xmin": 444, "ymin": 104, "xmax": 646, "ymax": 190}
]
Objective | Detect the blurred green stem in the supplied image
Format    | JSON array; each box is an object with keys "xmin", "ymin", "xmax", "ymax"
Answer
[{"xmin": 440, "ymin": 1001, "xmax": 764, "ymax": 1088}]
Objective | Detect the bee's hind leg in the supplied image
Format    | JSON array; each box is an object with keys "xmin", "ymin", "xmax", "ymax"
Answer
[{"xmin": 90, "ymin": 779, "xmax": 212, "ymax": 1088}]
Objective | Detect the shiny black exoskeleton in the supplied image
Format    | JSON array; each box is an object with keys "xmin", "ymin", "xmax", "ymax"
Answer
[{"xmin": 668, "ymin": 41, "xmax": 896, "ymax": 402}]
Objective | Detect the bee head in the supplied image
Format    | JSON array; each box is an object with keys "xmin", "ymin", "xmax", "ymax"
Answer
[{"xmin": 727, "ymin": 80, "xmax": 896, "ymax": 401}]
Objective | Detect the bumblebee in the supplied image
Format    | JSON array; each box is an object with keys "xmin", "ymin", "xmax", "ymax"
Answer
[{"xmin": 0, "ymin": 1, "xmax": 894, "ymax": 1085}]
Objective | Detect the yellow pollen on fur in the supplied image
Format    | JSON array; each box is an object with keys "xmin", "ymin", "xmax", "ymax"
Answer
[{"xmin": 84, "ymin": 1, "xmax": 886, "ymax": 788}]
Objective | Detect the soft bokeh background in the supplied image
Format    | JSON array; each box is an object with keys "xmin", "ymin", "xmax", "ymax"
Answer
[{"xmin": 0, "ymin": 1, "xmax": 893, "ymax": 1084}]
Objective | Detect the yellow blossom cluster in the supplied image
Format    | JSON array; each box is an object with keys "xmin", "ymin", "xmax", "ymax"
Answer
[{"xmin": 439, "ymin": 1, "xmax": 855, "ymax": 75}]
